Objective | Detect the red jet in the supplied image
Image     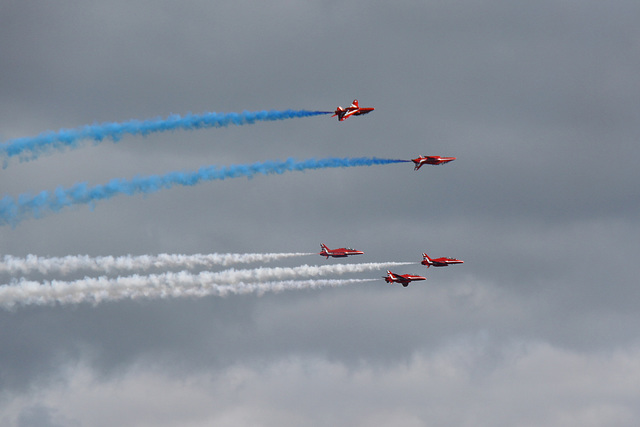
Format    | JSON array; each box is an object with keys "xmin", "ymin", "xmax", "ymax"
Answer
[
  {"xmin": 383, "ymin": 270, "xmax": 427, "ymax": 287},
  {"xmin": 318, "ymin": 243, "xmax": 364, "ymax": 259},
  {"xmin": 332, "ymin": 99, "xmax": 375, "ymax": 121},
  {"xmin": 411, "ymin": 156, "xmax": 456, "ymax": 170},
  {"xmin": 421, "ymin": 252, "xmax": 464, "ymax": 268}
]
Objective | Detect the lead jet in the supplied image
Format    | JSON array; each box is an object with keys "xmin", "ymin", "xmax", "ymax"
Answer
[
  {"xmin": 332, "ymin": 99, "xmax": 375, "ymax": 121},
  {"xmin": 421, "ymin": 252, "xmax": 464, "ymax": 268},
  {"xmin": 383, "ymin": 270, "xmax": 427, "ymax": 287},
  {"xmin": 318, "ymin": 243, "xmax": 364, "ymax": 259},
  {"xmin": 411, "ymin": 155, "xmax": 456, "ymax": 170}
]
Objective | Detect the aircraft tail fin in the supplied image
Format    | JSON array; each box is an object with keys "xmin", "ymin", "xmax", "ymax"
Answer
[
  {"xmin": 422, "ymin": 253, "xmax": 432, "ymax": 267},
  {"xmin": 320, "ymin": 244, "xmax": 329, "ymax": 258}
]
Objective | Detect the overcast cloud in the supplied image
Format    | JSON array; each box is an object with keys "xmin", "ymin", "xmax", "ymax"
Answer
[{"xmin": 1, "ymin": 1, "xmax": 639, "ymax": 426}]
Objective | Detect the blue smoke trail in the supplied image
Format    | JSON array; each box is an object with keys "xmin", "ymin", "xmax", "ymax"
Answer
[
  {"xmin": 0, "ymin": 109, "xmax": 331, "ymax": 166},
  {"xmin": 0, "ymin": 157, "xmax": 408, "ymax": 227}
]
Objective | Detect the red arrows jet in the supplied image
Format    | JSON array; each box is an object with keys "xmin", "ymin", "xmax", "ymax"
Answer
[
  {"xmin": 383, "ymin": 270, "xmax": 427, "ymax": 287},
  {"xmin": 318, "ymin": 244, "xmax": 364, "ymax": 259},
  {"xmin": 421, "ymin": 253, "xmax": 464, "ymax": 268},
  {"xmin": 332, "ymin": 99, "xmax": 375, "ymax": 121},
  {"xmin": 411, "ymin": 156, "xmax": 456, "ymax": 170}
]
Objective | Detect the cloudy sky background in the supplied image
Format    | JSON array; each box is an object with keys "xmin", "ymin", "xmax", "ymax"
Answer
[{"xmin": 1, "ymin": 1, "xmax": 639, "ymax": 425}]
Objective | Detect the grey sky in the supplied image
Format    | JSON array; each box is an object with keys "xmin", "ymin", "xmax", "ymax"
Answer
[{"xmin": 1, "ymin": 1, "xmax": 640, "ymax": 425}]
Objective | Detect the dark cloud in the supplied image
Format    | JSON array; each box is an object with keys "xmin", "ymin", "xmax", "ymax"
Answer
[
  {"xmin": 16, "ymin": 405, "xmax": 70, "ymax": 427},
  {"xmin": 1, "ymin": 0, "xmax": 640, "ymax": 425}
]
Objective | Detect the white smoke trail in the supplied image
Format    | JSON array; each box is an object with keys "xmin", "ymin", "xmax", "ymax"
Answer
[
  {"xmin": 0, "ymin": 262, "xmax": 410, "ymax": 308},
  {"xmin": 0, "ymin": 252, "xmax": 315, "ymax": 276}
]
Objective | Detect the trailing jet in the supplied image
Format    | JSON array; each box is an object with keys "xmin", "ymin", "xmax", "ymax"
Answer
[
  {"xmin": 421, "ymin": 252, "xmax": 464, "ymax": 268},
  {"xmin": 411, "ymin": 155, "xmax": 456, "ymax": 170},
  {"xmin": 318, "ymin": 244, "xmax": 364, "ymax": 259},
  {"xmin": 382, "ymin": 270, "xmax": 426, "ymax": 287},
  {"xmin": 332, "ymin": 99, "xmax": 374, "ymax": 121}
]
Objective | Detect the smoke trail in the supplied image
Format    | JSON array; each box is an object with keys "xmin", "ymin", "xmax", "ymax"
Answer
[
  {"xmin": 0, "ymin": 278, "xmax": 376, "ymax": 308},
  {"xmin": 0, "ymin": 262, "xmax": 410, "ymax": 308},
  {"xmin": 0, "ymin": 109, "xmax": 331, "ymax": 165},
  {"xmin": 0, "ymin": 252, "xmax": 315, "ymax": 276},
  {"xmin": 0, "ymin": 156, "xmax": 407, "ymax": 227}
]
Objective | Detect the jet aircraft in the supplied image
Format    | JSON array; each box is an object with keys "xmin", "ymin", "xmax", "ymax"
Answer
[
  {"xmin": 318, "ymin": 244, "xmax": 364, "ymax": 259},
  {"xmin": 421, "ymin": 252, "xmax": 464, "ymax": 268},
  {"xmin": 411, "ymin": 155, "xmax": 456, "ymax": 170},
  {"xmin": 383, "ymin": 270, "xmax": 427, "ymax": 287},
  {"xmin": 332, "ymin": 99, "xmax": 374, "ymax": 121}
]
